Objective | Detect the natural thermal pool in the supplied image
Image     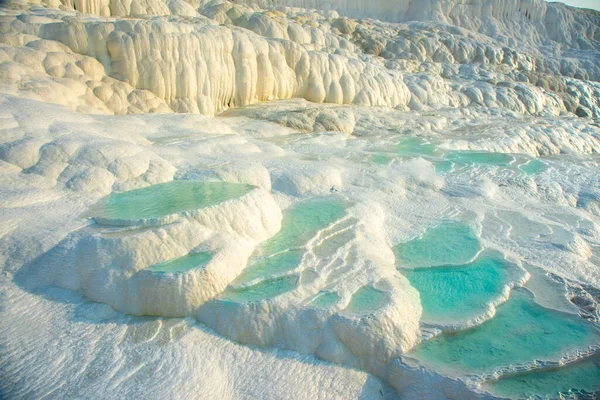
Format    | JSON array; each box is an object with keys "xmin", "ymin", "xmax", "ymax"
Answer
[
  {"xmin": 231, "ymin": 197, "xmax": 346, "ymax": 285},
  {"xmin": 309, "ymin": 291, "xmax": 342, "ymax": 308},
  {"xmin": 518, "ymin": 158, "xmax": 548, "ymax": 175},
  {"xmin": 147, "ymin": 252, "xmax": 212, "ymax": 274},
  {"xmin": 3, "ymin": 0, "xmax": 600, "ymax": 396},
  {"xmin": 484, "ymin": 354, "xmax": 600, "ymax": 398},
  {"xmin": 258, "ymin": 197, "xmax": 347, "ymax": 256},
  {"xmin": 402, "ymin": 251, "xmax": 519, "ymax": 324},
  {"xmin": 234, "ymin": 250, "xmax": 303, "ymax": 283},
  {"xmin": 394, "ymin": 222, "xmax": 482, "ymax": 268},
  {"xmin": 90, "ymin": 181, "xmax": 254, "ymax": 221},
  {"xmin": 344, "ymin": 285, "xmax": 388, "ymax": 316},
  {"xmin": 219, "ymin": 275, "xmax": 299, "ymax": 303},
  {"xmin": 411, "ymin": 289, "xmax": 600, "ymax": 376},
  {"xmin": 396, "ymin": 137, "xmax": 439, "ymax": 158},
  {"xmin": 445, "ymin": 151, "xmax": 514, "ymax": 167},
  {"xmin": 221, "ymin": 197, "xmax": 347, "ymax": 303}
]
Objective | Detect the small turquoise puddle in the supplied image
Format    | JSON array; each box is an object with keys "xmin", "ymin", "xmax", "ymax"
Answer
[
  {"xmin": 233, "ymin": 197, "xmax": 345, "ymax": 285},
  {"xmin": 411, "ymin": 289, "xmax": 600, "ymax": 376},
  {"xmin": 394, "ymin": 222, "xmax": 481, "ymax": 268},
  {"xmin": 403, "ymin": 252, "xmax": 514, "ymax": 324},
  {"xmin": 445, "ymin": 150, "xmax": 513, "ymax": 167},
  {"xmin": 260, "ymin": 197, "xmax": 346, "ymax": 255},
  {"xmin": 225, "ymin": 197, "xmax": 346, "ymax": 302},
  {"xmin": 219, "ymin": 275, "xmax": 298, "ymax": 303},
  {"xmin": 147, "ymin": 252, "xmax": 212, "ymax": 274},
  {"xmin": 345, "ymin": 286, "xmax": 387, "ymax": 315},
  {"xmin": 370, "ymin": 137, "xmax": 438, "ymax": 165},
  {"xmin": 397, "ymin": 137, "xmax": 439, "ymax": 158},
  {"xmin": 91, "ymin": 181, "xmax": 253, "ymax": 221},
  {"xmin": 234, "ymin": 250, "xmax": 303, "ymax": 284},
  {"xmin": 371, "ymin": 154, "xmax": 392, "ymax": 165},
  {"xmin": 518, "ymin": 158, "xmax": 548, "ymax": 175},
  {"xmin": 310, "ymin": 291, "xmax": 341, "ymax": 308},
  {"xmin": 484, "ymin": 354, "xmax": 600, "ymax": 398},
  {"xmin": 313, "ymin": 224, "xmax": 355, "ymax": 258},
  {"xmin": 434, "ymin": 160, "xmax": 454, "ymax": 174}
]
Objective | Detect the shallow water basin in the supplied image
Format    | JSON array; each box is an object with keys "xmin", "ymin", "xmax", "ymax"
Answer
[
  {"xmin": 403, "ymin": 252, "xmax": 516, "ymax": 324},
  {"xmin": 445, "ymin": 151, "xmax": 513, "ymax": 167},
  {"xmin": 484, "ymin": 354, "xmax": 600, "ymax": 398},
  {"xmin": 219, "ymin": 275, "xmax": 299, "ymax": 303},
  {"xmin": 147, "ymin": 252, "xmax": 212, "ymax": 274},
  {"xmin": 411, "ymin": 289, "xmax": 600, "ymax": 375},
  {"xmin": 90, "ymin": 181, "xmax": 254, "ymax": 222},
  {"xmin": 394, "ymin": 222, "xmax": 481, "ymax": 268},
  {"xmin": 344, "ymin": 286, "xmax": 388, "ymax": 316}
]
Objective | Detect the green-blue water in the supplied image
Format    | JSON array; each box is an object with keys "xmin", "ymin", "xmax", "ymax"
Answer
[
  {"xmin": 445, "ymin": 151, "xmax": 513, "ymax": 167},
  {"xmin": 397, "ymin": 137, "xmax": 439, "ymax": 157},
  {"xmin": 371, "ymin": 154, "xmax": 392, "ymax": 165},
  {"xmin": 219, "ymin": 275, "xmax": 299, "ymax": 303},
  {"xmin": 519, "ymin": 159, "xmax": 548, "ymax": 175},
  {"xmin": 394, "ymin": 222, "xmax": 481, "ymax": 268},
  {"xmin": 313, "ymin": 226, "xmax": 354, "ymax": 258},
  {"xmin": 310, "ymin": 291, "xmax": 341, "ymax": 308},
  {"xmin": 91, "ymin": 181, "xmax": 254, "ymax": 221},
  {"xmin": 345, "ymin": 286, "xmax": 388, "ymax": 315},
  {"xmin": 403, "ymin": 252, "xmax": 513, "ymax": 323},
  {"xmin": 147, "ymin": 252, "xmax": 212, "ymax": 273},
  {"xmin": 224, "ymin": 197, "xmax": 346, "ymax": 303},
  {"xmin": 235, "ymin": 250, "xmax": 303, "ymax": 283},
  {"xmin": 233, "ymin": 197, "xmax": 345, "ymax": 284},
  {"xmin": 260, "ymin": 198, "xmax": 346, "ymax": 255},
  {"xmin": 434, "ymin": 160, "xmax": 454, "ymax": 174},
  {"xmin": 485, "ymin": 354, "xmax": 600, "ymax": 398},
  {"xmin": 412, "ymin": 289, "xmax": 600, "ymax": 375}
]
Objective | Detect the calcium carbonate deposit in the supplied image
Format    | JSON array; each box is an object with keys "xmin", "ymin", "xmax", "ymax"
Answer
[{"xmin": 0, "ymin": 0, "xmax": 599, "ymax": 398}]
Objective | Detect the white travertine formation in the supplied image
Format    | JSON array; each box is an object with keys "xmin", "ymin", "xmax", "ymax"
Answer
[
  {"xmin": 2, "ymin": 89, "xmax": 600, "ymax": 397},
  {"xmin": 35, "ymin": 187, "xmax": 282, "ymax": 316},
  {"xmin": 1, "ymin": 0, "xmax": 599, "ymax": 117},
  {"xmin": 1, "ymin": 0, "xmax": 600, "ymax": 398}
]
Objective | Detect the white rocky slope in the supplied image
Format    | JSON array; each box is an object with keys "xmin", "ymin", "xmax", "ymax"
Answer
[
  {"xmin": 1, "ymin": 0, "xmax": 599, "ymax": 116},
  {"xmin": 0, "ymin": 0, "xmax": 599, "ymax": 399}
]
